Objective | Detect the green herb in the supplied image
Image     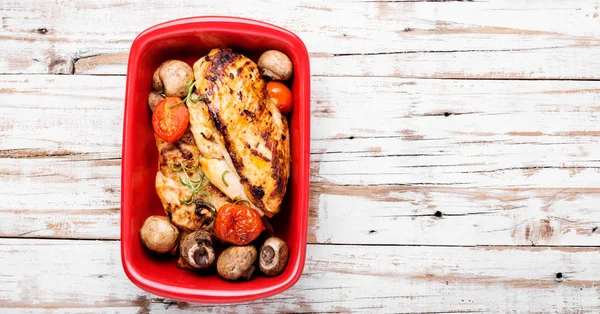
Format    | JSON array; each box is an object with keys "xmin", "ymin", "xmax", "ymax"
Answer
[
  {"xmin": 189, "ymin": 172, "xmax": 204, "ymax": 184},
  {"xmin": 169, "ymin": 157, "xmax": 212, "ymax": 205},
  {"xmin": 167, "ymin": 98, "xmax": 186, "ymax": 109},
  {"xmin": 221, "ymin": 170, "xmax": 229, "ymax": 187},
  {"xmin": 234, "ymin": 199, "xmax": 252, "ymax": 207},
  {"xmin": 167, "ymin": 79, "xmax": 206, "ymax": 108},
  {"xmin": 198, "ymin": 190, "xmax": 212, "ymax": 203},
  {"xmin": 169, "ymin": 161, "xmax": 183, "ymax": 172},
  {"xmin": 189, "ymin": 93, "xmax": 207, "ymax": 103},
  {"xmin": 185, "ymin": 79, "xmax": 194, "ymax": 94}
]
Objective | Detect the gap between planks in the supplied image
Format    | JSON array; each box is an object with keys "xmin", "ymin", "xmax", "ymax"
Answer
[
  {"xmin": 3, "ymin": 72, "xmax": 600, "ymax": 82},
  {"xmin": 1, "ymin": 236, "xmax": 598, "ymax": 250}
]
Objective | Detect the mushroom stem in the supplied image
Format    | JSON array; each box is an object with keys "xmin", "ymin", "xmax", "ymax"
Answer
[
  {"xmin": 262, "ymin": 245, "xmax": 275, "ymax": 264},
  {"xmin": 259, "ymin": 237, "xmax": 289, "ymax": 276},
  {"xmin": 189, "ymin": 242, "xmax": 214, "ymax": 268},
  {"xmin": 180, "ymin": 230, "xmax": 216, "ymax": 270}
]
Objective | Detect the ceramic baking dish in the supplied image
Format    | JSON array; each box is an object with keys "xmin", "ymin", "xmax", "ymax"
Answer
[{"xmin": 121, "ymin": 16, "xmax": 310, "ymax": 303}]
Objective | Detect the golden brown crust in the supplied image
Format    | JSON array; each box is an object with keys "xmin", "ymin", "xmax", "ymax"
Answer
[
  {"xmin": 187, "ymin": 55, "xmax": 260, "ymax": 214},
  {"xmin": 154, "ymin": 130, "xmax": 230, "ymax": 231},
  {"xmin": 194, "ymin": 49, "xmax": 290, "ymax": 217},
  {"xmin": 156, "ymin": 129, "xmax": 200, "ymax": 181}
]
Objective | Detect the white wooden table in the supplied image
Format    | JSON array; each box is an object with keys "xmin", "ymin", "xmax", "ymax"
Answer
[{"xmin": 2, "ymin": 1, "xmax": 600, "ymax": 313}]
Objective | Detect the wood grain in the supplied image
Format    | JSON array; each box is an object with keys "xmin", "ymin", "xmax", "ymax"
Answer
[
  {"xmin": 1, "ymin": 75, "xmax": 599, "ymax": 245},
  {"xmin": 1, "ymin": 1, "xmax": 600, "ymax": 311},
  {"xmin": 2, "ymin": 0, "xmax": 600, "ymax": 79},
  {"xmin": 0, "ymin": 239, "xmax": 598, "ymax": 313}
]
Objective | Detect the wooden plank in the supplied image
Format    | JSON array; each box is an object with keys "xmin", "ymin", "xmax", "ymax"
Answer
[
  {"xmin": 309, "ymin": 77, "xmax": 600, "ymax": 186},
  {"xmin": 0, "ymin": 239, "xmax": 598, "ymax": 313},
  {"xmin": 2, "ymin": 154, "xmax": 600, "ymax": 245},
  {"xmin": 1, "ymin": 75, "xmax": 600, "ymax": 244},
  {"xmin": 2, "ymin": 0, "xmax": 600, "ymax": 78},
  {"xmin": 310, "ymin": 184, "xmax": 600, "ymax": 245},
  {"xmin": 3, "ymin": 75, "xmax": 600, "ymax": 184},
  {"xmin": 0, "ymin": 75, "xmax": 124, "ymax": 153}
]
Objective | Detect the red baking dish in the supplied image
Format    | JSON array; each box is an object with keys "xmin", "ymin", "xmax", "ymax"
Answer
[{"xmin": 121, "ymin": 17, "xmax": 310, "ymax": 303}]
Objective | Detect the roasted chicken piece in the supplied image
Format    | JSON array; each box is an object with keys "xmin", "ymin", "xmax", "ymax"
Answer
[
  {"xmin": 154, "ymin": 129, "xmax": 229, "ymax": 232},
  {"xmin": 188, "ymin": 48, "xmax": 290, "ymax": 217},
  {"xmin": 185, "ymin": 92, "xmax": 257, "ymax": 214}
]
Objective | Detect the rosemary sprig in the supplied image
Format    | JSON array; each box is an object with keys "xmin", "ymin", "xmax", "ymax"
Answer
[
  {"xmin": 169, "ymin": 157, "xmax": 212, "ymax": 205},
  {"xmin": 169, "ymin": 162, "xmax": 182, "ymax": 172},
  {"xmin": 189, "ymin": 172, "xmax": 204, "ymax": 184},
  {"xmin": 189, "ymin": 93, "xmax": 207, "ymax": 103},
  {"xmin": 197, "ymin": 190, "xmax": 212, "ymax": 203},
  {"xmin": 167, "ymin": 79, "xmax": 207, "ymax": 108}
]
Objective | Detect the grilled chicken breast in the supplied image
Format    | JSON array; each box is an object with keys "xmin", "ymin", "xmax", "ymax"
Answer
[
  {"xmin": 185, "ymin": 90, "xmax": 259, "ymax": 215},
  {"xmin": 154, "ymin": 129, "xmax": 229, "ymax": 232},
  {"xmin": 189, "ymin": 48, "xmax": 290, "ymax": 217}
]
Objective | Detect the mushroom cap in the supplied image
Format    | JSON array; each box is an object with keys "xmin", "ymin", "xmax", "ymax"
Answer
[
  {"xmin": 147, "ymin": 91, "xmax": 165, "ymax": 112},
  {"xmin": 217, "ymin": 245, "xmax": 257, "ymax": 281},
  {"xmin": 139, "ymin": 216, "xmax": 179, "ymax": 254},
  {"xmin": 259, "ymin": 237, "xmax": 289, "ymax": 276},
  {"xmin": 180, "ymin": 230, "xmax": 216, "ymax": 270},
  {"xmin": 152, "ymin": 60, "xmax": 193, "ymax": 98},
  {"xmin": 257, "ymin": 50, "xmax": 293, "ymax": 81}
]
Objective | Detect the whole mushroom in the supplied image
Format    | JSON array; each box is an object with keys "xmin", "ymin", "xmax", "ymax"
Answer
[
  {"xmin": 152, "ymin": 60, "xmax": 194, "ymax": 98},
  {"xmin": 257, "ymin": 50, "xmax": 293, "ymax": 81},
  {"xmin": 179, "ymin": 230, "xmax": 216, "ymax": 270},
  {"xmin": 139, "ymin": 216, "xmax": 179, "ymax": 254},
  {"xmin": 217, "ymin": 245, "xmax": 257, "ymax": 281},
  {"xmin": 259, "ymin": 237, "xmax": 289, "ymax": 276}
]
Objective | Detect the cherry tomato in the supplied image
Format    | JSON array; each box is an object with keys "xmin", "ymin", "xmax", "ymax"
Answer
[
  {"xmin": 266, "ymin": 81, "xmax": 293, "ymax": 114},
  {"xmin": 152, "ymin": 97, "xmax": 189, "ymax": 143},
  {"xmin": 214, "ymin": 203, "xmax": 265, "ymax": 245}
]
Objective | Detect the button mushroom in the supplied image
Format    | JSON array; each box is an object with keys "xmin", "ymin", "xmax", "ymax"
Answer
[
  {"xmin": 152, "ymin": 60, "xmax": 194, "ymax": 98},
  {"xmin": 217, "ymin": 245, "xmax": 257, "ymax": 281},
  {"xmin": 257, "ymin": 50, "xmax": 293, "ymax": 81},
  {"xmin": 259, "ymin": 237, "xmax": 289, "ymax": 276},
  {"xmin": 147, "ymin": 91, "xmax": 164, "ymax": 112},
  {"xmin": 179, "ymin": 230, "xmax": 216, "ymax": 270},
  {"xmin": 139, "ymin": 215, "xmax": 179, "ymax": 254}
]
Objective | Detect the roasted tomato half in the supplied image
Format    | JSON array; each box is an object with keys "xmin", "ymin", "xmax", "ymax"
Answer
[
  {"xmin": 152, "ymin": 97, "xmax": 189, "ymax": 143},
  {"xmin": 214, "ymin": 203, "xmax": 265, "ymax": 245}
]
